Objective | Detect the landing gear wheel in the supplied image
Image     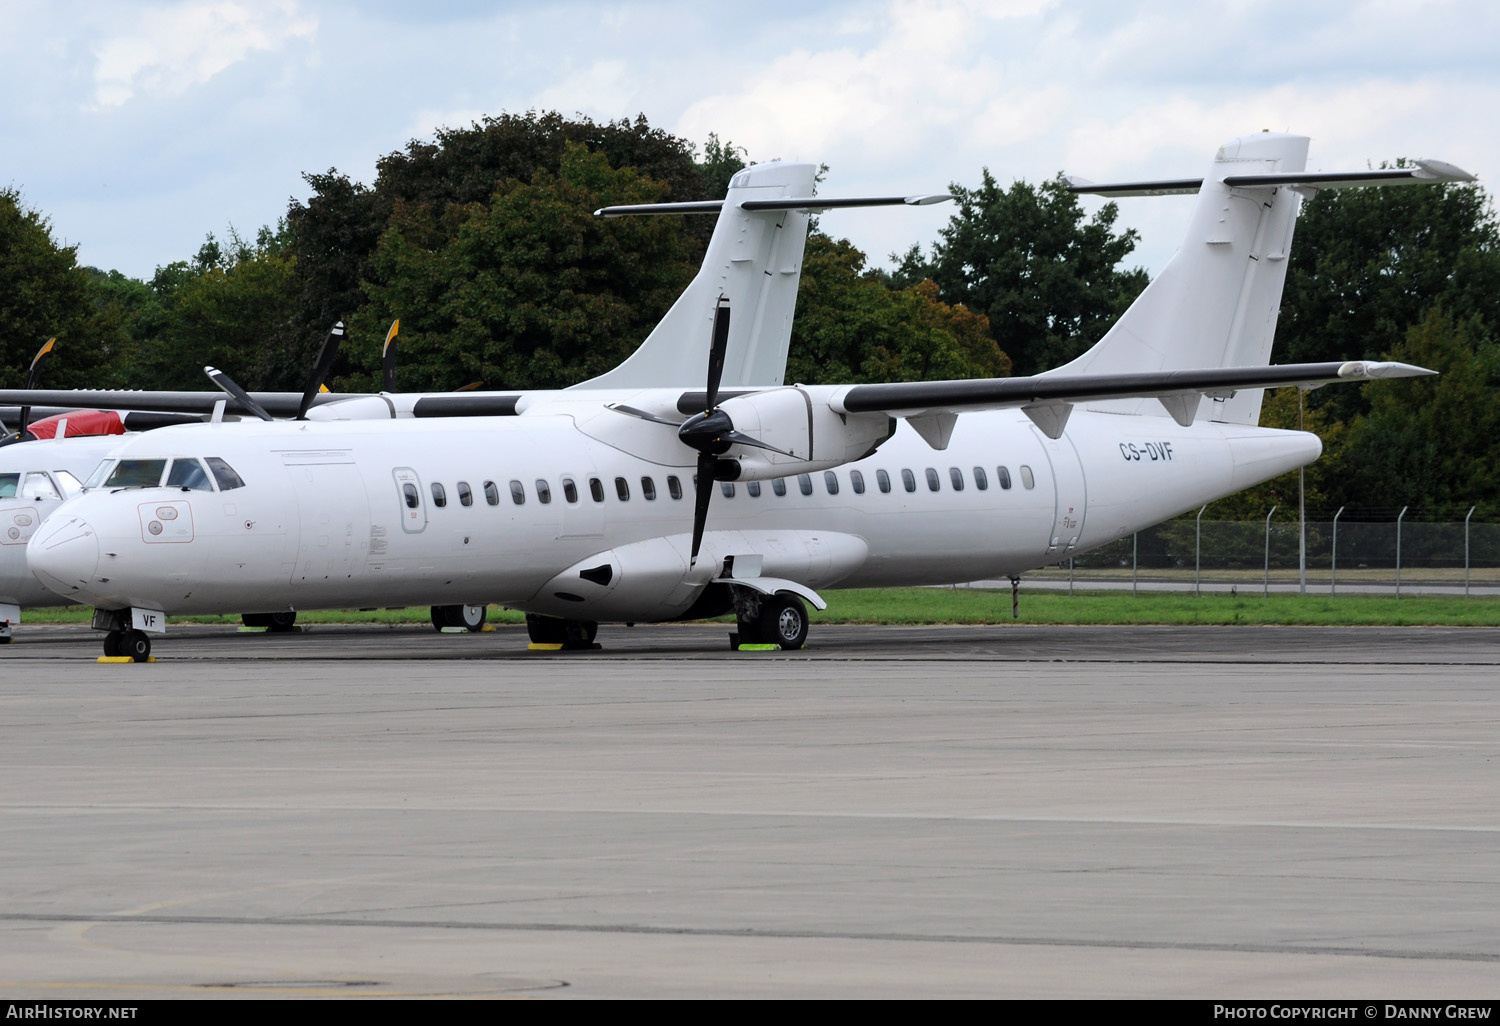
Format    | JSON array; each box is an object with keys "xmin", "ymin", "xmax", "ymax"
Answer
[
  {"xmin": 433, "ymin": 605, "xmax": 488, "ymax": 632},
  {"xmin": 119, "ymin": 630, "xmax": 151, "ymax": 662},
  {"xmin": 103, "ymin": 631, "xmax": 123, "ymax": 658},
  {"xmin": 756, "ymin": 594, "xmax": 808, "ymax": 650},
  {"xmin": 525, "ymin": 613, "xmax": 564, "ymax": 645},
  {"xmin": 242, "ymin": 612, "xmax": 296, "ymax": 632},
  {"xmin": 561, "ymin": 620, "xmax": 598, "ymax": 649}
]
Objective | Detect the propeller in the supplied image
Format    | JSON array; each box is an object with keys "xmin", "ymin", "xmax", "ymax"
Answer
[
  {"xmin": 610, "ymin": 297, "xmax": 794, "ymax": 566},
  {"xmin": 297, "ymin": 321, "xmax": 347, "ymax": 419},
  {"xmin": 204, "ymin": 366, "xmax": 274, "ymax": 422},
  {"xmin": 382, "ymin": 319, "xmax": 399, "ymax": 393},
  {"xmin": 16, "ymin": 337, "xmax": 56, "ymax": 439}
]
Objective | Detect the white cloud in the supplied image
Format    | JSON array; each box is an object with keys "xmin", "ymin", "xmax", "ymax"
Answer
[{"xmin": 90, "ymin": 0, "xmax": 317, "ymax": 108}]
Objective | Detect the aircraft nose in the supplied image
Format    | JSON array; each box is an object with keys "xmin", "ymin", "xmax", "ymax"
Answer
[{"xmin": 27, "ymin": 514, "xmax": 101, "ymax": 598}]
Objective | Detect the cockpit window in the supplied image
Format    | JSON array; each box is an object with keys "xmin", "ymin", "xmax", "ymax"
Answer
[
  {"xmin": 21, "ymin": 473, "xmax": 61, "ymax": 502},
  {"xmin": 83, "ymin": 461, "xmax": 115, "ymax": 490},
  {"xmin": 0, "ymin": 474, "xmax": 16, "ymax": 499},
  {"xmin": 103, "ymin": 459, "xmax": 168, "ymax": 488},
  {"xmin": 205, "ymin": 458, "xmax": 246, "ymax": 491},
  {"xmin": 166, "ymin": 458, "xmax": 214, "ymax": 491}
]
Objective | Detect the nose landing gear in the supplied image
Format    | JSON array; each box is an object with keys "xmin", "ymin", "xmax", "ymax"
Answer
[{"xmin": 102, "ymin": 629, "xmax": 151, "ymax": 662}]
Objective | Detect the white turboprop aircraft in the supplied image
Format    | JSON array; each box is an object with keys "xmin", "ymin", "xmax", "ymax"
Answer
[
  {"xmin": 0, "ymin": 163, "xmax": 946, "ymax": 641},
  {"xmin": 21, "ymin": 133, "xmax": 1472, "ymax": 660}
]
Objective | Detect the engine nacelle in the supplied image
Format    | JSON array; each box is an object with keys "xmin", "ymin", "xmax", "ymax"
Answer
[{"xmin": 717, "ymin": 387, "xmax": 893, "ymax": 481}]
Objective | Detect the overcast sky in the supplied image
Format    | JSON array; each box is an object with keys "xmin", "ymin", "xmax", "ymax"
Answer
[{"xmin": 2, "ymin": 0, "xmax": 1494, "ymax": 283}]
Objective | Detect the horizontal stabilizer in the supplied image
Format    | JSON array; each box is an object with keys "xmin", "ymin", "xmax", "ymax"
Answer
[
  {"xmin": 1068, "ymin": 159, "xmax": 1474, "ymax": 197},
  {"xmin": 596, "ymin": 194, "xmax": 953, "ymax": 217}
]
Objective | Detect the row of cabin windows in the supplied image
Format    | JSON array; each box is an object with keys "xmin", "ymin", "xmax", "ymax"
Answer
[
  {"xmin": 720, "ymin": 465, "xmax": 1034, "ymax": 498},
  {"xmin": 410, "ymin": 464, "xmax": 1035, "ymax": 511}
]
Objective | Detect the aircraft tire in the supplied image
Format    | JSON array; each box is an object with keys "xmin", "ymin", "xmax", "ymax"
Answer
[
  {"xmin": 460, "ymin": 605, "xmax": 487, "ymax": 632},
  {"xmin": 561, "ymin": 620, "xmax": 597, "ymax": 649},
  {"xmin": 266, "ymin": 612, "xmax": 297, "ymax": 633},
  {"xmin": 0, "ymin": 634, "xmax": 11, "ymax": 645},
  {"xmin": 120, "ymin": 630, "xmax": 151, "ymax": 662},
  {"xmin": 103, "ymin": 631, "xmax": 122, "ymax": 658},
  {"xmin": 525, "ymin": 613, "xmax": 565, "ymax": 644},
  {"xmin": 431, "ymin": 606, "xmax": 456, "ymax": 631},
  {"xmin": 757, "ymin": 594, "xmax": 808, "ymax": 650}
]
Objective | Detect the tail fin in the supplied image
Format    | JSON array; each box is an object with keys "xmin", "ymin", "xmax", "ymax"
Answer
[
  {"xmin": 573, "ymin": 162, "xmax": 818, "ymax": 390},
  {"xmin": 1051, "ymin": 133, "xmax": 1310, "ymax": 425}
]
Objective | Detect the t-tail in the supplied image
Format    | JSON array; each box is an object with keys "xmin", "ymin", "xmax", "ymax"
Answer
[
  {"xmin": 577, "ymin": 163, "xmax": 952, "ymax": 391},
  {"xmin": 1054, "ymin": 132, "xmax": 1474, "ymax": 425}
]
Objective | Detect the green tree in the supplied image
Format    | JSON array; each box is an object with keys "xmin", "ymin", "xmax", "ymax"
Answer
[
  {"xmin": 787, "ymin": 234, "xmax": 1008, "ymax": 385},
  {"xmin": 895, "ymin": 172, "xmax": 1149, "ymax": 377},
  {"xmin": 1336, "ymin": 308, "xmax": 1500, "ymax": 513},
  {"xmin": 343, "ymin": 145, "xmax": 697, "ymax": 392},
  {"xmin": 1278, "ymin": 174, "xmax": 1500, "ymax": 423},
  {"xmin": 0, "ymin": 187, "xmax": 127, "ymax": 389}
]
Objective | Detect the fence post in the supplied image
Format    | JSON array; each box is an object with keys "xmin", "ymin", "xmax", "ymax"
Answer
[
  {"xmin": 1396, "ymin": 506, "xmax": 1408, "ymax": 597},
  {"xmin": 1331, "ymin": 506, "xmax": 1344, "ymax": 595},
  {"xmin": 1264, "ymin": 505, "xmax": 1278, "ymax": 598},
  {"xmin": 1466, "ymin": 506, "xmax": 1476, "ymax": 598},
  {"xmin": 1132, "ymin": 532, "xmax": 1138, "ymax": 597},
  {"xmin": 1195, "ymin": 505, "xmax": 1207, "ymax": 598}
]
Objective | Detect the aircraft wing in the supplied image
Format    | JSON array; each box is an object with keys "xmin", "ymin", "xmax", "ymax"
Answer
[
  {"xmin": 0, "ymin": 389, "xmax": 371, "ymax": 418},
  {"xmin": 827, "ymin": 360, "xmax": 1434, "ymax": 441}
]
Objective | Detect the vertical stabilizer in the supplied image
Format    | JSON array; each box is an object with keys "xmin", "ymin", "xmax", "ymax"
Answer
[
  {"xmin": 1049, "ymin": 133, "xmax": 1310, "ymax": 425},
  {"xmin": 573, "ymin": 162, "xmax": 817, "ymax": 390}
]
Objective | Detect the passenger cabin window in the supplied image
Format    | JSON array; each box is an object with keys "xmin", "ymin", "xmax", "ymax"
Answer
[
  {"xmin": 402, "ymin": 483, "xmax": 419, "ymax": 509},
  {"xmin": 484, "ymin": 480, "xmax": 500, "ymax": 506},
  {"xmin": 103, "ymin": 459, "xmax": 167, "ymax": 489},
  {"xmin": 949, "ymin": 467, "xmax": 964, "ymax": 491},
  {"xmin": 720, "ymin": 482, "xmax": 735, "ymax": 498},
  {"xmin": 667, "ymin": 476, "xmax": 683, "ymax": 500},
  {"xmin": 590, "ymin": 477, "xmax": 605, "ymax": 502},
  {"xmin": 798, "ymin": 474, "xmax": 813, "ymax": 496},
  {"xmin": 1020, "ymin": 465, "xmax": 1035, "ymax": 489},
  {"xmin": 206, "ymin": 457, "xmax": 246, "ymax": 491},
  {"xmin": 925, "ymin": 468, "xmax": 941, "ymax": 492},
  {"xmin": 747, "ymin": 481, "xmax": 761, "ymax": 498},
  {"xmin": 997, "ymin": 466, "xmax": 1012, "ymax": 490},
  {"xmin": 824, "ymin": 471, "xmax": 839, "ymax": 495},
  {"xmin": 509, "ymin": 480, "xmax": 526, "ymax": 505},
  {"xmin": 0, "ymin": 473, "xmax": 18, "ymax": 499},
  {"xmin": 562, "ymin": 478, "xmax": 578, "ymax": 503},
  {"xmin": 973, "ymin": 466, "xmax": 988, "ymax": 490},
  {"xmin": 772, "ymin": 478, "xmax": 787, "ymax": 497},
  {"xmin": 615, "ymin": 477, "xmax": 630, "ymax": 501},
  {"xmin": 458, "ymin": 481, "xmax": 474, "ymax": 507},
  {"xmin": 901, "ymin": 469, "xmax": 916, "ymax": 493},
  {"xmin": 431, "ymin": 482, "xmax": 447, "ymax": 508},
  {"xmin": 641, "ymin": 476, "xmax": 657, "ymax": 501},
  {"xmin": 850, "ymin": 470, "xmax": 865, "ymax": 494},
  {"xmin": 166, "ymin": 458, "xmax": 213, "ymax": 491},
  {"xmin": 535, "ymin": 479, "xmax": 552, "ymax": 504},
  {"xmin": 876, "ymin": 469, "xmax": 891, "ymax": 493}
]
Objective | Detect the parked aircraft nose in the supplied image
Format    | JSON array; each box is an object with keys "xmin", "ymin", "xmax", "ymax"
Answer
[{"xmin": 27, "ymin": 514, "xmax": 100, "ymax": 599}]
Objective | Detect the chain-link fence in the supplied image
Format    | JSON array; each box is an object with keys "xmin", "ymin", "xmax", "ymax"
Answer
[{"xmin": 1020, "ymin": 510, "xmax": 1500, "ymax": 594}]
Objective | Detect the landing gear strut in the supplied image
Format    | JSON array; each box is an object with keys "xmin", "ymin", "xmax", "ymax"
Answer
[{"xmin": 431, "ymin": 604, "xmax": 488, "ymax": 632}]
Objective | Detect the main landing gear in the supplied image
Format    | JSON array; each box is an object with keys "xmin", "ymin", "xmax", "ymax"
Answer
[
  {"xmin": 241, "ymin": 611, "xmax": 297, "ymax": 632},
  {"xmin": 734, "ymin": 591, "xmax": 809, "ymax": 650},
  {"xmin": 431, "ymin": 604, "xmax": 488, "ymax": 632},
  {"xmin": 525, "ymin": 614, "xmax": 598, "ymax": 649},
  {"xmin": 102, "ymin": 629, "xmax": 151, "ymax": 662}
]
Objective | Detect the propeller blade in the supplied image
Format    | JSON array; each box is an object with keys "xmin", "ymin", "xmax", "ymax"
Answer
[
  {"xmin": 689, "ymin": 452, "xmax": 717, "ymax": 566},
  {"xmin": 297, "ymin": 321, "xmax": 347, "ymax": 419},
  {"xmin": 454, "ymin": 380, "xmax": 485, "ymax": 392},
  {"xmin": 382, "ymin": 319, "xmax": 399, "ymax": 393},
  {"xmin": 720, "ymin": 429, "xmax": 796, "ymax": 458},
  {"xmin": 18, "ymin": 337, "xmax": 56, "ymax": 436},
  {"xmin": 204, "ymin": 366, "xmax": 274, "ymax": 422},
  {"xmin": 704, "ymin": 296, "xmax": 730, "ymax": 411},
  {"xmin": 607, "ymin": 402, "xmax": 685, "ymax": 427}
]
